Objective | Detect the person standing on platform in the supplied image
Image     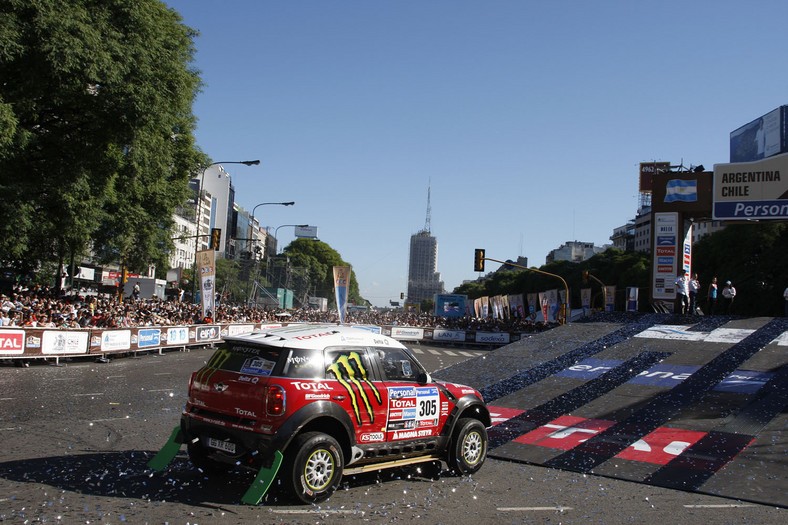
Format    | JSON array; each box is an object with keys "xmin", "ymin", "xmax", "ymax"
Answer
[
  {"xmin": 707, "ymin": 277, "xmax": 718, "ymax": 314},
  {"xmin": 721, "ymin": 281, "xmax": 736, "ymax": 314},
  {"xmin": 689, "ymin": 273, "xmax": 700, "ymax": 314},
  {"xmin": 674, "ymin": 270, "xmax": 690, "ymax": 315}
]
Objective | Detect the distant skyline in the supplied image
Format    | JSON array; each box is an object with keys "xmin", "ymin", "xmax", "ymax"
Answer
[{"xmin": 163, "ymin": 0, "xmax": 788, "ymax": 307}]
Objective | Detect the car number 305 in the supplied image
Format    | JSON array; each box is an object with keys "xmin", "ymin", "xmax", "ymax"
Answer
[{"xmin": 419, "ymin": 399, "xmax": 437, "ymax": 417}]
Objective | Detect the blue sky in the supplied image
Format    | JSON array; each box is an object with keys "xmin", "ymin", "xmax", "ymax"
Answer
[{"xmin": 163, "ymin": 0, "xmax": 788, "ymax": 307}]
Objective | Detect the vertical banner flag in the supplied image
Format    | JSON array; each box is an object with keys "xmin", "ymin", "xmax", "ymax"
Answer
[
  {"xmin": 627, "ymin": 287, "xmax": 639, "ymax": 312},
  {"xmin": 605, "ymin": 285, "xmax": 616, "ymax": 312},
  {"xmin": 581, "ymin": 288, "xmax": 592, "ymax": 316},
  {"xmin": 539, "ymin": 292, "xmax": 550, "ymax": 322},
  {"xmin": 196, "ymin": 249, "xmax": 216, "ymax": 319},
  {"xmin": 333, "ymin": 266, "xmax": 351, "ymax": 324},
  {"xmin": 527, "ymin": 293, "xmax": 538, "ymax": 320}
]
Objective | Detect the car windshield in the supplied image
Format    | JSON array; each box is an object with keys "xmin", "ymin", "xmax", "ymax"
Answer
[{"xmin": 208, "ymin": 342, "xmax": 283, "ymax": 376}]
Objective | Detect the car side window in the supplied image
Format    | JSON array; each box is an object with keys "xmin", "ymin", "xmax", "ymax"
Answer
[
  {"xmin": 376, "ymin": 346, "xmax": 420, "ymax": 382},
  {"xmin": 324, "ymin": 347, "xmax": 375, "ymax": 381}
]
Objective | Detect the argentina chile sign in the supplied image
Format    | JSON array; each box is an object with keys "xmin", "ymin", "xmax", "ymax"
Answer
[{"xmin": 713, "ymin": 152, "xmax": 788, "ymax": 220}]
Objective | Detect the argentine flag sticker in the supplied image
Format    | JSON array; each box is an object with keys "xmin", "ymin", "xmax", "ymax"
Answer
[{"xmin": 665, "ymin": 179, "xmax": 697, "ymax": 202}]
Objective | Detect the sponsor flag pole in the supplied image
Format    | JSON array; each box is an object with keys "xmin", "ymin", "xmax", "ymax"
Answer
[
  {"xmin": 333, "ymin": 266, "xmax": 351, "ymax": 324},
  {"xmin": 196, "ymin": 249, "xmax": 216, "ymax": 320}
]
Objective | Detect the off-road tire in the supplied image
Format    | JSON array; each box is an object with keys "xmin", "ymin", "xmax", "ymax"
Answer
[
  {"xmin": 283, "ymin": 432, "xmax": 344, "ymax": 503},
  {"xmin": 448, "ymin": 418, "xmax": 487, "ymax": 475}
]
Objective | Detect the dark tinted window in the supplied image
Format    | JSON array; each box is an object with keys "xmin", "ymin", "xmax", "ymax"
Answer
[
  {"xmin": 281, "ymin": 348, "xmax": 324, "ymax": 379},
  {"xmin": 209, "ymin": 343, "xmax": 282, "ymax": 376}
]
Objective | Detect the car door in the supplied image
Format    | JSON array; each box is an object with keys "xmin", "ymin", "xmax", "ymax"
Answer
[
  {"xmin": 324, "ymin": 347, "xmax": 388, "ymax": 445},
  {"xmin": 375, "ymin": 346, "xmax": 446, "ymax": 443}
]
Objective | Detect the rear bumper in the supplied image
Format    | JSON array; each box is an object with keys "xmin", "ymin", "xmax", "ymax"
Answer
[{"xmin": 180, "ymin": 413, "xmax": 279, "ymax": 469}]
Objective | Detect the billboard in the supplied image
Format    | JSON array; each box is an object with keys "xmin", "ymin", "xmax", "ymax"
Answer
[
  {"xmin": 433, "ymin": 294, "xmax": 467, "ymax": 318},
  {"xmin": 651, "ymin": 212, "xmax": 679, "ymax": 300},
  {"xmin": 639, "ymin": 162, "xmax": 671, "ymax": 193},
  {"xmin": 295, "ymin": 225, "xmax": 318, "ymax": 239},
  {"xmin": 713, "ymin": 152, "xmax": 788, "ymax": 220},
  {"xmin": 730, "ymin": 106, "xmax": 787, "ymax": 162}
]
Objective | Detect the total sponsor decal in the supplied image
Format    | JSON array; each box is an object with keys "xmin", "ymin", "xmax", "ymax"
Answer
[
  {"xmin": 557, "ymin": 358, "xmax": 772, "ymax": 394},
  {"xmin": 0, "ymin": 329, "xmax": 25, "ymax": 355},
  {"xmin": 489, "ymin": 407, "xmax": 706, "ymax": 466}
]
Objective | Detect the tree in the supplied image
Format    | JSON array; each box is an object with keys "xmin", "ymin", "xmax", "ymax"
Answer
[
  {"xmin": 283, "ymin": 239, "xmax": 366, "ymax": 307},
  {"xmin": 0, "ymin": 0, "xmax": 204, "ymax": 285},
  {"xmin": 693, "ymin": 223, "xmax": 788, "ymax": 316}
]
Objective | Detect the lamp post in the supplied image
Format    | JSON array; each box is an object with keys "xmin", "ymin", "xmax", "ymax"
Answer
[
  {"xmin": 192, "ymin": 159, "xmax": 259, "ymax": 303},
  {"xmin": 249, "ymin": 202, "xmax": 295, "ymax": 251},
  {"xmin": 273, "ymin": 224, "xmax": 310, "ymax": 254}
]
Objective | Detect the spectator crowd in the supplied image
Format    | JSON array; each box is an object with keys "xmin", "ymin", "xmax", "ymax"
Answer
[{"xmin": 0, "ymin": 284, "xmax": 556, "ymax": 334}]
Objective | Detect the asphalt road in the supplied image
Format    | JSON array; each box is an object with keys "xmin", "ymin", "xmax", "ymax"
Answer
[{"xmin": 0, "ymin": 340, "xmax": 783, "ymax": 524}]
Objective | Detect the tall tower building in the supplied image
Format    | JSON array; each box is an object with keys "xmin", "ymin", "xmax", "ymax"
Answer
[{"xmin": 407, "ymin": 186, "xmax": 445, "ymax": 304}]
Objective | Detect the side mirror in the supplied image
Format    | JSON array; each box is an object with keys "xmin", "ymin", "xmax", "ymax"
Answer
[{"xmin": 417, "ymin": 371, "xmax": 431, "ymax": 384}]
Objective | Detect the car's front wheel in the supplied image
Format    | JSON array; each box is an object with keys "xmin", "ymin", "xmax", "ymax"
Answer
[
  {"xmin": 283, "ymin": 432, "xmax": 344, "ymax": 503},
  {"xmin": 448, "ymin": 418, "xmax": 487, "ymax": 475}
]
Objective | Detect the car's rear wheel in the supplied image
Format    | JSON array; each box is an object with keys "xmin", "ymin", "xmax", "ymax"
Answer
[
  {"xmin": 283, "ymin": 432, "xmax": 344, "ymax": 503},
  {"xmin": 187, "ymin": 440, "xmax": 230, "ymax": 477},
  {"xmin": 448, "ymin": 418, "xmax": 487, "ymax": 475}
]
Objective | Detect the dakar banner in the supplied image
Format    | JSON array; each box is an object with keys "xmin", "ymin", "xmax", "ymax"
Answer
[
  {"xmin": 196, "ymin": 249, "xmax": 216, "ymax": 319},
  {"xmin": 333, "ymin": 266, "xmax": 351, "ymax": 324}
]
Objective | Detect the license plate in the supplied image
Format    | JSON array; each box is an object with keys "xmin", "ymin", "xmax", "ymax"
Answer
[{"xmin": 207, "ymin": 437, "xmax": 236, "ymax": 454}]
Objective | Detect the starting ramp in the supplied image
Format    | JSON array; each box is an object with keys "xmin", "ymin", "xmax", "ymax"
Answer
[{"xmin": 435, "ymin": 313, "xmax": 788, "ymax": 508}]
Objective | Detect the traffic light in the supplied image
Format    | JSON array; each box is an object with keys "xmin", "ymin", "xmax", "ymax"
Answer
[
  {"xmin": 400, "ymin": 292, "xmax": 404, "ymax": 300},
  {"xmin": 121, "ymin": 269, "xmax": 129, "ymax": 283},
  {"xmin": 210, "ymin": 228, "xmax": 222, "ymax": 250},
  {"xmin": 474, "ymin": 249, "xmax": 485, "ymax": 272},
  {"xmin": 582, "ymin": 270, "xmax": 589, "ymax": 284}
]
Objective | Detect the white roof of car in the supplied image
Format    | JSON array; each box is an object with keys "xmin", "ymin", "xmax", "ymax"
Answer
[{"xmin": 224, "ymin": 323, "xmax": 409, "ymax": 351}]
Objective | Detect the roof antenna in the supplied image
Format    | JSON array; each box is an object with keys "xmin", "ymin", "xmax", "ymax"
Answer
[{"xmin": 424, "ymin": 180, "xmax": 432, "ymax": 234}]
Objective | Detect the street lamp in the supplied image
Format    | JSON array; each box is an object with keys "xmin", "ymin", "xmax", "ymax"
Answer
[
  {"xmin": 192, "ymin": 159, "xmax": 260, "ymax": 303},
  {"xmin": 273, "ymin": 224, "xmax": 310, "ymax": 254},
  {"xmin": 249, "ymin": 202, "xmax": 295, "ymax": 245}
]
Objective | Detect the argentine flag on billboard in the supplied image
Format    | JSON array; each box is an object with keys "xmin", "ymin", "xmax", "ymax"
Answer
[{"xmin": 665, "ymin": 179, "xmax": 697, "ymax": 202}]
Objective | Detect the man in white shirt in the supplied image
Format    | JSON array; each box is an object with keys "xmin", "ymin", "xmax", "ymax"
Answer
[{"xmin": 674, "ymin": 270, "xmax": 690, "ymax": 315}]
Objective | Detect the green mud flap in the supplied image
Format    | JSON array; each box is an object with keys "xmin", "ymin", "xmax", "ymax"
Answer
[
  {"xmin": 147, "ymin": 426, "xmax": 184, "ymax": 471},
  {"xmin": 241, "ymin": 450, "xmax": 284, "ymax": 505}
]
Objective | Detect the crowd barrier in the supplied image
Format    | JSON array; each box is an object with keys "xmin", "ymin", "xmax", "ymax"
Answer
[{"xmin": 0, "ymin": 323, "xmax": 527, "ymax": 363}]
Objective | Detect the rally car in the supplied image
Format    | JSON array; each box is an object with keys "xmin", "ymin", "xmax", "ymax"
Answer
[{"xmin": 149, "ymin": 324, "xmax": 490, "ymax": 504}]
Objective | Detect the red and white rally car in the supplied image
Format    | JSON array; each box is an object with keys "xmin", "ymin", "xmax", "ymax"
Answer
[{"xmin": 150, "ymin": 324, "xmax": 490, "ymax": 503}]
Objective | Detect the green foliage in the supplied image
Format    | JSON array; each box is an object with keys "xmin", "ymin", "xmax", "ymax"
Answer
[
  {"xmin": 693, "ymin": 223, "xmax": 788, "ymax": 316},
  {"xmin": 453, "ymin": 248, "xmax": 652, "ymax": 311},
  {"xmin": 283, "ymin": 238, "xmax": 366, "ymax": 306},
  {"xmin": 0, "ymin": 0, "xmax": 204, "ymax": 277}
]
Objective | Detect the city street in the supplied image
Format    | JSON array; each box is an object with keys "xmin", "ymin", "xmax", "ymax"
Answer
[{"xmin": 0, "ymin": 337, "xmax": 783, "ymax": 523}]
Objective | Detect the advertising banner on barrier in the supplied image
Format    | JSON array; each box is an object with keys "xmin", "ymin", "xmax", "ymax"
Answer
[
  {"xmin": 333, "ymin": 266, "xmax": 350, "ymax": 324},
  {"xmin": 0, "ymin": 329, "xmax": 25, "ymax": 355},
  {"xmin": 196, "ymin": 325, "xmax": 221, "ymax": 342},
  {"xmin": 135, "ymin": 328, "xmax": 161, "ymax": 348},
  {"xmin": 101, "ymin": 330, "xmax": 131, "ymax": 352},
  {"xmin": 475, "ymin": 332, "xmax": 510, "ymax": 344},
  {"xmin": 166, "ymin": 326, "xmax": 190, "ymax": 345},
  {"xmin": 197, "ymin": 249, "xmax": 216, "ymax": 319},
  {"xmin": 42, "ymin": 330, "xmax": 89, "ymax": 354},
  {"xmin": 391, "ymin": 326, "xmax": 424, "ymax": 340},
  {"xmin": 433, "ymin": 329, "xmax": 465, "ymax": 342}
]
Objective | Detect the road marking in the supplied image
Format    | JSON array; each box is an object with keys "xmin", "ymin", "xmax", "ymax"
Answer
[
  {"xmin": 443, "ymin": 350, "xmax": 457, "ymax": 356},
  {"xmin": 73, "ymin": 392, "xmax": 104, "ymax": 397},
  {"xmin": 90, "ymin": 416, "xmax": 130, "ymax": 422},
  {"xmin": 458, "ymin": 351, "xmax": 474, "ymax": 357},
  {"xmin": 427, "ymin": 349, "xmax": 442, "ymax": 355},
  {"xmin": 154, "ymin": 372, "xmax": 173, "ymax": 376},
  {"xmin": 147, "ymin": 388, "xmax": 174, "ymax": 392},
  {"xmin": 410, "ymin": 348, "xmax": 424, "ymax": 354},
  {"xmin": 497, "ymin": 507, "xmax": 573, "ymax": 512},
  {"xmin": 683, "ymin": 504, "xmax": 756, "ymax": 509}
]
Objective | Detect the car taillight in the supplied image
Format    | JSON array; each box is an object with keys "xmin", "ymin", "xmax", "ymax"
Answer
[{"xmin": 266, "ymin": 385, "xmax": 285, "ymax": 416}]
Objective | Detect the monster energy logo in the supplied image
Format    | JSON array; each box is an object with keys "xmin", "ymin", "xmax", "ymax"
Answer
[
  {"xmin": 196, "ymin": 348, "xmax": 232, "ymax": 385},
  {"xmin": 327, "ymin": 352, "xmax": 382, "ymax": 426}
]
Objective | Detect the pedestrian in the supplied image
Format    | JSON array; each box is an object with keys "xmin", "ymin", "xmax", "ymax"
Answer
[
  {"xmin": 133, "ymin": 281, "xmax": 141, "ymax": 299},
  {"xmin": 707, "ymin": 277, "xmax": 718, "ymax": 314},
  {"xmin": 721, "ymin": 281, "xmax": 736, "ymax": 314},
  {"xmin": 783, "ymin": 286, "xmax": 788, "ymax": 317},
  {"xmin": 673, "ymin": 270, "xmax": 690, "ymax": 314},
  {"xmin": 689, "ymin": 273, "xmax": 700, "ymax": 314}
]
